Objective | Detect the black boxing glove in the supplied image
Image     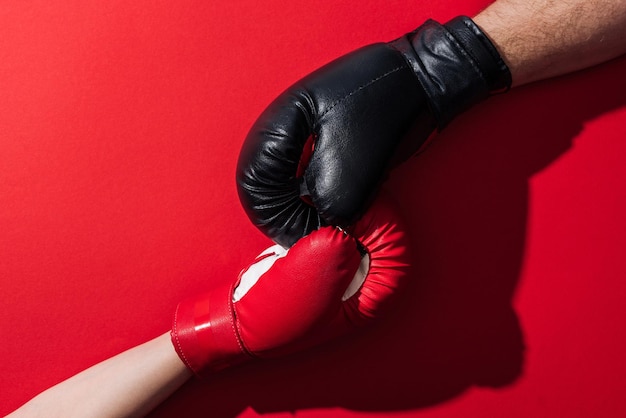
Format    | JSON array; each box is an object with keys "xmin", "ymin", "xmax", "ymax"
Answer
[{"xmin": 237, "ymin": 16, "xmax": 511, "ymax": 248}]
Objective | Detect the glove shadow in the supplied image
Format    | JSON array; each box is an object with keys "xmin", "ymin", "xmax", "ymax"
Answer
[{"xmin": 151, "ymin": 55, "xmax": 626, "ymax": 417}]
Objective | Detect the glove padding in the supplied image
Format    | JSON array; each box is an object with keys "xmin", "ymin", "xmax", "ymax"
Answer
[
  {"xmin": 171, "ymin": 194, "xmax": 410, "ymax": 375},
  {"xmin": 237, "ymin": 16, "xmax": 511, "ymax": 248}
]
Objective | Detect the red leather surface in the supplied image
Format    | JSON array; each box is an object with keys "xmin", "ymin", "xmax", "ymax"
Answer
[
  {"xmin": 234, "ymin": 227, "xmax": 361, "ymax": 356},
  {"xmin": 2, "ymin": 1, "xmax": 625, "ymax": 417},
  {"xmin": 344, "ymin": 193, "xmax": 412, "ymax": 325}
]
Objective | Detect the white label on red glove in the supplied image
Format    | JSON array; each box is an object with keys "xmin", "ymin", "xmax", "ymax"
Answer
[
  {"xmin": 233, "ymin": 243, "xmax": 370, "ymax": 303},
  {"xmin": 233, "ymin": 244, "xmax": 288, "ymax": 302}
]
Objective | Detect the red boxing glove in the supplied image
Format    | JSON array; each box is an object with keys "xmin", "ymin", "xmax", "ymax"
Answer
[{"xmin": 171, "ymin": 194, "xmax": 410, "ymax": 375}]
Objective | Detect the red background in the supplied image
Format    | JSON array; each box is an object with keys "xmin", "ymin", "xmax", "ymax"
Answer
[{"xmin": 2, "ymin": 1, "xmax": 625, "ymax": 417}]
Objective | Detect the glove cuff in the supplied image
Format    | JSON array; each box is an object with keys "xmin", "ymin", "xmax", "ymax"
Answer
[
  {"xmin": 171, "ymin": 283, "xmax": 251, "ymax": 375},
  {"xmin": 445, "ymin": 16, "xmax": 511, "ymax": 94},
  {"xmin": 392, "ymin": 16, "xmax": 512, "ymax": 129}
]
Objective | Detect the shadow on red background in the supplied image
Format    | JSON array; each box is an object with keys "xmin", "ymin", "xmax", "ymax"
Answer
[{"xmin": 151, "ymin": 56, "xmax": 626, "ymax": 417}]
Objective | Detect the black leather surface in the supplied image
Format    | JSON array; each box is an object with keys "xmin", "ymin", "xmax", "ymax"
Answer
[{"xmin": 237, "ymin": 16, "xmax": 511, "ymax": 248}]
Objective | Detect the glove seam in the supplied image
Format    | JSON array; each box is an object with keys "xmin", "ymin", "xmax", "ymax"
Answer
[
  {"xmin": 315, "ymin": 65, "xmax": 407, "ymax": 124},
  {"xmin": 388, "ymin": 26, "xmax": 444, "ymax": 129},
  {"xmin": 171, "ymin": 306, "xmax": 195, "ymax": 373},
  {"xmin": 231, "ymin": 286, "xmax": 259, "ymax": 359}
]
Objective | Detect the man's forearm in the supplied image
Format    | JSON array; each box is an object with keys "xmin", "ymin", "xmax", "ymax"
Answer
[{"xmin": 474, "ymin": 0, "xmax": 626, "ymax": 87}]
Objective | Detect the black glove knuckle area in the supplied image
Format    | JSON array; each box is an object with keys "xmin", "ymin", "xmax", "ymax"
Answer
[
  {"xmin": 237, "ymin": 44, "xmax": 422, "ymax": 247},
  {"xmin": 236, "ymin": 16, "xmax": 511, "ymax": 248},
  {"xmin": 237, "ymin": 91, "xmax": 323, "ymax": 249},
  {"xmin": 305, "ymin": 45, "xmax": 424, "ymax": 228}
]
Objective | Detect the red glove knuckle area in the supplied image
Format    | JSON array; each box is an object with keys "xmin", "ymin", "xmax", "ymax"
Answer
[
  {"xmin": 344, "ymin": 193, "xmax": 412, "ymax": 325},
  {"xmin": 171, "ymin": 193, "xmax": 411, "ymax": 375},
  {"xmin": 234, "ymin": 227, "xmax": 361, "ymax": 355}
]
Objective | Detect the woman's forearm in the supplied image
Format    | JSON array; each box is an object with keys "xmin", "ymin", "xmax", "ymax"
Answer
[
  {"xmin": 7, "ymin": 332, "xmax": 193, "ymax": 418},
  {"xmin": 474, "ymin": 0, "xmax": 626, "ymax": 87}
]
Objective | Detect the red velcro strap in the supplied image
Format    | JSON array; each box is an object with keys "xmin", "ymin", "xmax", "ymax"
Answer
[{"xmin": 171, "ymin": 282, "xmax": 250, "ymax": 375}]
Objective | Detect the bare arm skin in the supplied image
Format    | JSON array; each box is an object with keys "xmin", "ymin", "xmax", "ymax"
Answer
[
  {"xmin": 7, "ymin": 333, "xmax": 193, "ymax": 418},
  {"xmin": 474, "ymin": 0, "xmax": 626, "ymax": 87}
]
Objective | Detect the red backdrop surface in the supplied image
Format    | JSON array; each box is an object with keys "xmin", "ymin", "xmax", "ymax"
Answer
[{"xmin": 1, "ymin": 1, "xmax": 625, "ymax": 417}]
